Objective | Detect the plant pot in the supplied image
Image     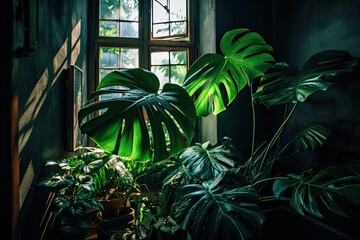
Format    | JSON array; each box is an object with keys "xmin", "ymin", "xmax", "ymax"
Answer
[
  {"xmin": 110, "ymin": 225, "xmax": 153, "ymax": 240},
  {"xmin": 99, "ymin": 197, "xmax": 126, "ymax": 220},
  {"xmin": 97, "ymin": 207, "xmax": 135, "ymax": 240}
]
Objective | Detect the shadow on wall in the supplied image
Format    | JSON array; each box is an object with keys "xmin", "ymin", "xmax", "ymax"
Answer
[{"xmin": 17, "ymin": 19, "xmax": 83, "ymax": 240}]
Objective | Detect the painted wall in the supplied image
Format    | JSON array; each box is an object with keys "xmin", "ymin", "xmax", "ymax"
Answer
[
  {"xmin": 273, "ymin": 0, "xmax": 360, "ymax": 172},
  {"xmin": 13, "ymin": 0, "xmax": 89, "ymax": 239}
]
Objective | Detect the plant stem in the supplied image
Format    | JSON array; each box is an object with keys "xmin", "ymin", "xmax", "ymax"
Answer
[
  {"xmin": 252, "ymin": 176, "xmax": 288, "ymax": 186},
  {"xmin": 257, "ymin": 103, "xmax": 298, "ymax": 176},
  {"xmin": 260, "ymin": 196, "xmax": 290, "ymax": 201},
  {"xmin": 250, "ymin": 81, "xmax": 256, "ymax": 158}
]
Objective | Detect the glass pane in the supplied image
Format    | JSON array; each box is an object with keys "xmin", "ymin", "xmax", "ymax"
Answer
[
  {"xmin": 151, "ymin": 52, "xmax": 169, "ymax": 65},
  {"xmin": 170, "ymin": 65, "xmax": 186, "ymax": 85},
  {"xmin": 120, "ymin": 22, "xmax": 139, "ymax": 38},
  {"xmin": 100, "ymin": 47, "xmax": 119, "ymax": 67},
  {"xmin": 100, "ymin": 21, "xmax": 120, "ymax": 37},
  {"xmin": 170, "ymin": 21, "xmax": 186, "ymax": 36},
  {"xmin": 100, "ymin": 0, "xmax": 120, "ymax": 19},
  {"xmin": 120, "ymin": 48, "xmax": 139, "ymax": 68},
  {"xmin": 153, "ymin": 0, "xmax": 169, "ymax": 23},
  {"xmin": 152, "ymin": 66, "xmax": 170, "ymax": 89},
  {"xmin": 120, "ymin": 0, "xmax": 139, "ymax": 21},
  {"xmin": 170, "ymin": 0, "xmax": 186, "ymax": 21},
  {"xmin": 170, "ymin": 51, "xmax": 186, "ymax": 64},
  {"xmin": 153, "ymin": 23, "xmax": 170, "ymax": 38}
]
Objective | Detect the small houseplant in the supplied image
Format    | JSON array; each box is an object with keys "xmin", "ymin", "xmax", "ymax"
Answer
[
  {"xmin": 78, "ymin": 28, "xmax": 360, "ymax": 239},
  {"xmin": 38, "ymin": 147, "xmax": 105, "ymax": 239}
]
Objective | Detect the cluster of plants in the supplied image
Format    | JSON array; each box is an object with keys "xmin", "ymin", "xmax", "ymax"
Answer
[
  {"xmin": 41, "ymin": 28, "xmax": 360, "ymax": 240},
  {"xmin": 38, "ymin": 147, "xmax": 137, "ymax": 239}
]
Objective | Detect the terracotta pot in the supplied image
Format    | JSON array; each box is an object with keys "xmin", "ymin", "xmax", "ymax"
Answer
[
  {"xmin": 97, "ymin": 207, "xmax": 135, "ymax": 240},
  {"xmin": 99, "ymin": 198, "xmax": 125, "ymax": 220}
]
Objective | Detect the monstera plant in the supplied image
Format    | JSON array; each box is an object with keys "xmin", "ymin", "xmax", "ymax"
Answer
[
  {"xmin": 78, "ymin": 28, "xmax": 360, "ymax": 239},
  {"xmin": 78, "ymin": 68, "xmax": 196, "ymax": 163}
]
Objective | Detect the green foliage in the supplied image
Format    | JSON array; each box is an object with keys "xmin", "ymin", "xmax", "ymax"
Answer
[
  {"xmin": 253, "ymin": 50, "xmax": 358, "ymax": 106},
  {"xmin": 273, "ymin": 166, "xmax": 360, "ymax": 218},
  {"xmin": 183, "ymin": 28, "xmax": 274, "ymax": 116},
  {"xmin": 38, "ymin": 148, "xmax": 107, "ymax": 237},
  {"xmin": 175, "ymin": 170, "xmax": 265, "ymax": 240},
  {"xmin": 78, "ymin": 68, "xmax": 197, "ymax": 163},
  {"xmin": 76, "ymin": 27, "xmax": 360, "ymax": 240},
  {"xmin": 180, "ymin": 138, "xmax": 241, "ymax": 181}
]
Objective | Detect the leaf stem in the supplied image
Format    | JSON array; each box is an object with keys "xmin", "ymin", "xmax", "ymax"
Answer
[
  {"xmin": 252, "ymin": 176, "xmax": 288, "ymax": 186},
  {"xmin": 250, "ymin": 81, "xmax": 256, "ymax": 158},
  {"xmin": 257, "ymin": 103, "xmax": 298, "ymax": 176}
]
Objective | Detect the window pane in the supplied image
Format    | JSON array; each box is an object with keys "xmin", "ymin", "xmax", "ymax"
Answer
[
  {"xmin": 151, "ymin": 50, "xmax": 188, "ymax": 88},
  {"xmin": 100, "ymin": 0, "xmax": 120, "ymax": 19},
  {"xmin": 120, "ymin": 22, "xmax": 139, "ymax": 38},
  {"xmin": 99, "ymin": 47, "xmax": 139, "ymax": 79},
  {"xmin": 152, "ymin": 66, "xmax": 170, "ymax": 89},
  {"xmin": 120, "ymin": 0, "xmax": 139, "ymax": 21},
  {"xmin": 99, "ymin": 0, "xmax": 139, "ymax": 38},
  {"xmin": 100, "ymin": 21, "xmax": 120, "ymax": 37},
  {"xmin": 151, "ymin": 52, "xmax": 169, "ymax": 65},
  {"xmin": 170, "ymin": 0, "xmax": 186, "ymax": 21},
  {"xmin": 170, "ymin": 21, "xmax": 186, "ymax": 36},
  {"xmin": 152, "ymin": 0, "xmax": 188, "ymax": 39},
  {"xmin": 153, "ymin": 0, "xmax": 168, "ymax": 23},
  {"xmin": 153, "ymin": 23, "xmax": 170, "ymax": 38},
  {"xmin": 170, "ymin": 65, "xmax": 186, "ymax": 85},
  {"xmin": 120, "ymin": 48, "xmax": 139, "ymax": 68},
  {"xmin": 100, "ymin": 48, "xmax": 119, "ymax": 67},
  {"xmin": 170, "ymin": 51, "xmax": 186, "ymax": 64}
]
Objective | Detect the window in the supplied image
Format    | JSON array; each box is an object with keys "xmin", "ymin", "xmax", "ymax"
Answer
[{"xmin": 94, "ymin": 0, "xmax": 197, "ymax": 89}]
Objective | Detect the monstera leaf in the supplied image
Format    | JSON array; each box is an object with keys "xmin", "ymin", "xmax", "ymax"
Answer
[
  {"xmin": 175, "ymin": 170, "xmax": 265, "ymax": 240},
  {"xmin": 78, "ymin": 69, "xmax": 196, "ymax": 163},
  {"xmin": 253, "ymin": 50, "xmax": 358, "ymax": 106},
  {"xmin": 277, "ymin": 123, "xmax": 331, "ymax": 156},
  {"xmin": 180, "ymin": 137, "xmax": 241, "ymax": 181},
  {"xmin": 273, "ymin": 166, "xmax": 360, "ymax": 218},
  {"xmin": 183, "ymin": 28, "xmax": 274, "ymax": 116}
]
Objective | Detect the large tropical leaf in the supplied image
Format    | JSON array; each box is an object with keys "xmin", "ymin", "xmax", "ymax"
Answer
[
  {"xmin": 180, "ymin": 137, "xmax": 242, "ymax": 181},
  {"xmin": 273, "ymin": 166, "xmax": 360, "ymax": 219},
  {"xmin": 183, "ymin": 28, "xmax": 274, "ymax": 116},
  {"xmin": 253, "ymin": 50, "xmax": 358, "ymax": 106},
  {"xmin": 277, "ymin": 123, "xmax": 331, "ymax": 156},
  {"xmin": 78, "ymin": 69, "xmax": 196, "ymax": 163},
  {"xmin": 175, "ymin": 170, "xmax": 265, "ymax": 240}
]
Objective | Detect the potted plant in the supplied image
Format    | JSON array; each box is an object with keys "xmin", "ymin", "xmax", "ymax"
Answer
[
  {"xmin": 78, "ymin": 28, "xmax": 360, "ymax": 239},
  {"xmin": 92, "ymin": 151, "xmax": 136, "ymax": 220},
  {"xmin": 37, "ymin": 147, "xmax": 105, "ymax": 239}
]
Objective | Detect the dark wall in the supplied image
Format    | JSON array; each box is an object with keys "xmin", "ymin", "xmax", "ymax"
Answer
[
  {"xmin": 13, "ymin": 0, "xmax": 89, "ymax": 239},
  {"xmin": 273, "ymin": 0, "xmax": 360, "ymax": 171},
  {"xmin": 216, "ymin": 0, "xmax": 278, "ymax": 159},
  {"xmin": 216, "ymin": 0, "xmax": 360, "ymax": 164}
]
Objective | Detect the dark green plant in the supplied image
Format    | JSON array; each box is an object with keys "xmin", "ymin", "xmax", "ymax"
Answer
[
  {"xmin": 92, "ymin": 150, "xmax": 136, "ymax": 201},
  {"xmin": 38, "ymin": 147, "xmax": 105, "ymax": 238},
  {"xmin": 78, "ymin": 28, "xmax": 360, "ymax": 240}
]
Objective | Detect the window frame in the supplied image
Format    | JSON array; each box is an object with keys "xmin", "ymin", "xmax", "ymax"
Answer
[{"xmin": 90, "ymin": 0, "xmax": 198, "ymax": 92}]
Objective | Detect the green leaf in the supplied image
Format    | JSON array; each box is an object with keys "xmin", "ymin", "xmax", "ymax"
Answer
[
  {"xmin": 79, "ymin": 69, "xmax": 196, "ymax": 163},
  {"xmin": 253, "ymin": 50, "xmax": 358, "ymax": 106},
  {"xmin": 273, "ymin": 166, "xmax": 360, "ymax": 218},
  {"xmin": 183, "ymin": 28, "xmax": 274, "ymax": 116},
  {"xmin": 278, "ymin": 123, "xmax": 331, "ymax": 156},
  {"xmin": 175, "ymin": 171, "xmax": 265, "ymax": 240},
  {"xmin": 180, "ymin": 138, "xmax": 241, "ymax": 181}
]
